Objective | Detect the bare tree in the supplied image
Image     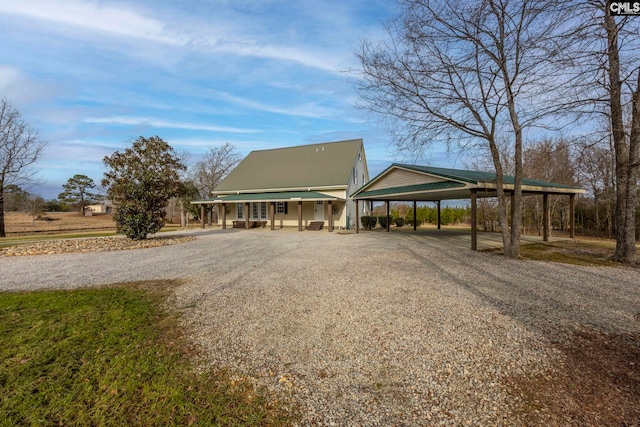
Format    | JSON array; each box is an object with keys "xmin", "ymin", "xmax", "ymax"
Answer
[
  {"xmin": 600, "ymin": 3, "xmax": 639, "ymax": 262},
  {"xmin": 523, "ymin": 138, "xmax": 578, "ymax": 233},
  {"xmin": 191, "ymin": 143, "xmax": 240, "ymax": 225},
  {"xmin": 192, "ymin": 143, "xmax": 240, "ymax": 198},
  {"xmin": 0, "ymin": 98, "xmax": 47, "ymax": 237},
  {"xmin": 576, "ymin": 137, "xmax": 616, "ymax": 238},
  {"xmin": 565, "ymin": 2, "xmax": 639, "ymax": 261},
  {"xmin": 356, "ymin": 0, "xmax": 569, "ymax": 257}
]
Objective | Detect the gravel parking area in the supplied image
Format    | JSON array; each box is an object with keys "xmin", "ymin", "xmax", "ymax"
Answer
[{"xmin": 1, "ymin": 228, "xmax": 639, "ymax": 425}]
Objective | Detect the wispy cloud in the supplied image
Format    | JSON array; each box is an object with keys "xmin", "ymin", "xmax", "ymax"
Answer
[
  {"xmin": 84, "ymin": 116, "xmax": 262, "ymax": 134},
  {"xmin": 0, "ymin": 0, "xmax": 345, "ymax": 73},
  {"xmin": 0, "ymin": 0, "xmax": 181, "ymax": 44},
  {"xmin": 214, "ymin": 91, "xmax": 337, "ymax": 119}
]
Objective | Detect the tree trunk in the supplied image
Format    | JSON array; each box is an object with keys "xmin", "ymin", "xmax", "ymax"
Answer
[
  {"xmin": 0, "ymin": 187, "xmax": 5, "ymax": 237},
  {"xmin": 180, "ymin": 204, "xmax": 187, "ymax": 228},
  {"xmin": 605, "ymin": 13, "xmax": 638, "ymax": 263}
]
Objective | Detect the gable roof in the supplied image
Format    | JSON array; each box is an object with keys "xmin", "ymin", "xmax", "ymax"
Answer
[
  {"xmin": 351, "ymin": 163, "xmax": 585, "ymax": 201},
  {"xmin": 214, "ymin": 139, "xmax": 363, "ymax": 194}
]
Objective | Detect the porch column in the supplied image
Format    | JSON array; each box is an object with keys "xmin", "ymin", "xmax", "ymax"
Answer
[
  {"xmin": 386, "ymin": 200, "xmax": 390, "ymax": 232},
  {"xmin": 437, "ymin": 201, "xmax": 441, "ymax": 230},
  {"xmin": 471, "ymin": 189, "xmax": 477, "ymax": 251},
  {"xmin": 221, "ymin": 203, "xmax": 227, "ymax": 229},
  {"xmin": 543, "ymin": 193, "xmax": 550, "ymax": 242},
  {"xmin": 355, "ymin": 200, "xmax": 360, "ymax": 233},
  {"xmin": 328, "ymin": 200, "xmax": 333, "ymax": 232},
  {"xmin": 298, "ymin": 201, "xmax": 303, "ymax": 231},
  {"xmin": 413, "ymin": 200, "xmax": 417, "ymax": 230},
  {"xmin": 200, "ymin": 204, "xmax": 205, "ymax": 229},
  {"xmin": 569, "ymin": 194, "xmax": 576, "ymax": 238},
  {"xmin": 208, "ymin": 206, "xmax": 212, "ymax": 227},
  {"xmin": 244, "ymin": 202, "xmax": 250, "ymax": 229},
  {"xmin": 270, "ymin": 202, "xmax": 275, "ymax": 231}
]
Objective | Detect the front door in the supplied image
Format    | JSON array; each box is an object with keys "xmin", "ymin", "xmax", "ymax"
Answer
[
  {"xmin": 314, "ymin": 201, "xmax": 324, "ymax": 222},
  {"xmin": 250, "ymin": 202, "xmax": 267, "ymax": 221}
]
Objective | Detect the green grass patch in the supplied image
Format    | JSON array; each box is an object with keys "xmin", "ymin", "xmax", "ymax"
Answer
[
  {"xmin": 0, "ymin": 281, "xmax": 291, "ymax": 426},
  {"xmin": 518, "ymin": 238, "xmax": 621, "ymax": 267}
]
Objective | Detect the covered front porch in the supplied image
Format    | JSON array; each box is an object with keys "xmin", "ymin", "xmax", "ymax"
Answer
[{"xmin": 192, "ymin": 191, "xmax": 344, "ymax": 232}]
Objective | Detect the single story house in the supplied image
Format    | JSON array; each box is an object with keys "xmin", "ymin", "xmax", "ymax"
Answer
[{"xmin": 192, "ymin": 139, "xmax": 369, "ymax": 231}]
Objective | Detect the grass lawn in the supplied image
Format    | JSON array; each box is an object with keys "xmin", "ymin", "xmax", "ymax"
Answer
[
  {"xmin": 0, "ymin": 281, "xmax": 291, "ymax": 426},
  {"xmin": 517, "ymin": 237, "xmax": 636, "ymax": 267}
]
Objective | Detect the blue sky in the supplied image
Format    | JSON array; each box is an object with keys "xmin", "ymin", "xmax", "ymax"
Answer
[{"xmin": 0, "ymin": 0, "xmax": 454, "ymax": 200}]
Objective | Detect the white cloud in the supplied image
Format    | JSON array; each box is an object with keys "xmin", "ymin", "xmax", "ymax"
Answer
[
  {"xmin": 84, "ymin": 116, "xmax": 262, "ymax": 134},
  {"xmin": 0, "ymin": 0, "xmax": 182, "ymax": 45},
  {"xmin": 0, "ymin": 65, "xmax": 20, "ymax": 91},
  {"xmin": 0, "ymin": 0, "xmax": 348, "ymax": 73},
  {"xmin": 213, "ymin": 91, "xmax": 338, "ymax": 119}
]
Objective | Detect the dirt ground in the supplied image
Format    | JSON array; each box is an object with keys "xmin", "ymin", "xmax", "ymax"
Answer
[{"xmin": 506, "ymin": 327, "xmax": 640, "ymax": 426}]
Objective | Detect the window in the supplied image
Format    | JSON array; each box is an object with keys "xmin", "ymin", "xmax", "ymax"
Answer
[
  {"xmin": 276, "ymin": 202, "xmax": 288, "ymax": 214},
  {"xmin": 237, "ymin": 203, "xmax": 243, "ymax": 219},
  {"xmin": 353, "ymin": 167, "xmax": 357, "ymax": 184},
  {"xmin": 250, "ymin": 202, "xmax": 267, "ymax": 220}
]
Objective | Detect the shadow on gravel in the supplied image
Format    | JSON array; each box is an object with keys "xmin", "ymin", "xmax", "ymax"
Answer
[{"xmin": 401, "ymin": 241, "xmax": 640, "ymax": 426}]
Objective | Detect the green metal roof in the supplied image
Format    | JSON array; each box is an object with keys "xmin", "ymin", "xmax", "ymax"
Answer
[
  {"xmin": 351, "ymin": 163, "xmax": 585, "ymax": 200},
  {"xmin": 214, "ymin": 139, "xmax": 363, "ymax": 193},
  {"xmin": 192, "ymin": 191, "xmax": 343, "ymax": 204},
  {"xmin": 352, "ymin": 181, "xmax": 466, "ymax": 198},
  {"xmin": 393, "ymin": 164, "xmax": 583, "ymax": 190}
]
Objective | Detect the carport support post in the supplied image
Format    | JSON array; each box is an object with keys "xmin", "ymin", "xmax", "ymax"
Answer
[
  {"xmin": 298, "ymin": 201, "xmax": 303, "ymax": 231},
  {"xmin": 413, "ymin": 200, "xmax": 417, "ymax": 230},
  {"xmin": 244, "ymin": 203, "xmax": 250, "ymax": 229},
  {"xmin": 221, "ymin": 203, "xmax": 227, "ymax": 229},
  {"xmin": 328, "ymin": 200, "xmax": 333, "ymax": 232},
  {"xmin": 386, "ymin": 201, "xmax": 390, "ymax": 232},
  {"xmin": 543, "ymin": 193, "xmax": 550, "ymax": 242},
  {"xmin": 355, "ymin": 200, "xmax": 360, "ymax": 233},
  {"xmin": 471, "ymin": 189, "xmax": 477, "ymax": 251},
  {"xmin": 570, "ymin": 194, "xmax": 576, "ymax": 238},
  {"xmin": 200, "ymin": 204, "xmax": 205, "ymax": 229},
  {"xmin": 437, "ymin": 201, "xmax": 441, "ymax": 230}
]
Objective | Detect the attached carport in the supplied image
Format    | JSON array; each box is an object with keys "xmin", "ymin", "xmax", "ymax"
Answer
[{"xmin": 350, "ymin": 164, "xmax": 585, "ymax": 251}]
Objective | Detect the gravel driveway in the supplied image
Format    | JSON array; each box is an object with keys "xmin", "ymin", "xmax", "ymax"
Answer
[{"xmin": 1, "ymin": 228, "xmax": 639, "ymax": 425}]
